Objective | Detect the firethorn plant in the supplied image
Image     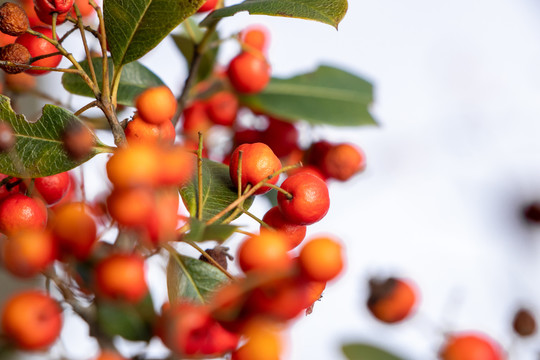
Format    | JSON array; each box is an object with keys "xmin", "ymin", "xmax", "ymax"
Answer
[{"xmin": 0, "ymin": 0, "xmax": 424, "ymax": 358}]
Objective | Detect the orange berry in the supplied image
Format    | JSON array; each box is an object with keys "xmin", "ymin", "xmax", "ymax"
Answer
[
  {"xmin": 0, "ymin": 193, "xmax": 47, "ymax": 234},
  {"xmin": 135, "ymin": 86, "xmax": 176, "ymax": 125},
  {"xmin": 106, "ymin": 144, "xmax": 160, "ymax": 188},
  {"xmin": 94, "ymin": 253, "xmax": 148, "ymax": 303},
  {"xmin": 52, "ymin": 202, "xmax": 97, "ymax": 260},
  {"xmin": 232, "ymin": 320, "xmax": 282, "ymax": 360},
  {"xmin": 237, "ymin": 230, "xmax": 292, "ymax": 273},
  {"xmin": 367, "ymin": 277, "xmax": 418, "ymax": 323},
  {"xmin": 181, "ymin": 101, "xmax": 213, "ymax": 140},
  {"xmin": 1, "ymin": 290, "xmax": 62, "ymax": 350},
  {"xmin": 277, "ymin": 172, "xmax": 330, "ymax": 225},
  {"xmin": 261, "ymin": 206, "xmax": 306, "ymax": 250},
  {"xmin": 106, "ymin": 187, "xmax": 155, "ymax": 227},
  {"xmin": 124, "ymin": 114, "xmax": 175, "ymax": 145},
  {"xmin": 227, "ymin": 52, "xmax": 271, "ymax": 94},
  {"xmin": 440, "ymin": 333, "xmax": 504, "ymax": 360},
  {"xmin": 229, "ymin": 142, "xmax": 282, "ymax": 195},
  {"xmin": 2, "ymin": 230, "xmax": 56, "ymax": 277},
  {"xmin": 158, "ymin": 145, "xmax": 196, "ymax": 187},
  {"xmin": 299, "ymin": 237, "xmax": 343, "ymax": 282},
  {"xmin": 141, "ymin": 188, "xmax": 179, "ymax": 245},
  {"xmin": 240, "ymin": 25, "xmax": 270, "ymax": 53},
  {"xmin": 206, "ymin": 91, "xmax": 239, "ymax": 126},
  {"xmin": 4, "ymin": 72, "xmax": 36, "ymax": 93},
  {"xmin": 321, "ymin": 143, "xmax": 366, "ymax": 181}
]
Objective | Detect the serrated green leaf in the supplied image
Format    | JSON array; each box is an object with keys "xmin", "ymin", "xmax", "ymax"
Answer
[
  {"xmin": 179, "ymin": 159, "xmax": 254, "ymax": 224},
  {"xmin": 62, "ymin": 58, "xmax": 164, "ymax": 106},
  {"xmin": 104, "ymin": 0, "xmax": 204, "ymax": 66},
  {"xmin": 241, "ymin": 65, "xmax": 376, "ymax": 127},
  {"xmin": 185, "ymin": 218, "xmax": 237, "ymax": 242},
  {"xmin": 342, "ymin": 343, "xmax": 405, "ymax": 360},
  {"xmin": 0, "ymin": 95, "xmax": 109, "ymax": 178},
  {"xmin": 96, "ymin": 298, "xmax": 154, "ymax": 342},
  {"xmin": 167, "ymin": 252, "xmax": 229, "ymax": 303},
  {"xmin": 201, "ymin": 0, "xmax": 348, "ymax": 29}
]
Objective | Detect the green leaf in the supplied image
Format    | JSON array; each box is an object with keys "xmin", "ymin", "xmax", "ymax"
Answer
[
  {"xmin": 185, "ymin": 218, "xmax": 237, "ymax": 242},
  {"xmin": 0, "ymin": 95, "xmax": 109, "ymax": 178},
  {"xmin": 167, "ymin": 252, "xmax": 229, "ymax": 303},
  {"xmin": 241, "ymin": 65, "xmax": 376, "ymax": 127},
  {"xmin": 342, "ymin": 344, "xmax": 405, "ymax": 360},
  {"xmin": 179, "ymin": 159, "xmax": 254, "ymax": 224},
  {"xmin": 201, "ymin": 0, "xmax": 348, "ymax": 29},
  {"xmin": 172, "ymin": 19, "xmax": 220, "ymax": 82},
  {"xmin": 104, "ymin": 0, "xmax": 204, "ymax": 66},
  {"xmin": 62, "ymin": 58, "xmax": 164, "ymax": 106},
  {"xmin": 96, "ymin": 298, "xmax": 154, "ymax": 342}
]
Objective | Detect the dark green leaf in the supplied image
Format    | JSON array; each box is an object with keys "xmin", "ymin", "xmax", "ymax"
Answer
[
  {"xmin": 97, "ymin": 299, "xmax": 154, "ymax": 342},
  {"xmin": 104, "ymin": 0, "xmax": 204, "ymax": 66},
  {"xmin": 342, "ymin": 343, "xmax": 405, "ymax": 360},
  {"xmin": 185, "ymin": 218, "xmax": 237, "ymax": 242},
  {"xmin": 167, "ymin": 252, "xmax": 229, "ymax": 303},
  {"xmin": 0, "ymin": 95, "xmax": 109, "ymax": 178},
  {"xmin": 241, "ymin": 65, "xmax": 376, "ymax": 127},
  {"xmin": 62, "ymin": 58, "xmax": 164, "ymax": 106},
  {"xmin": 201, "ymin": 0, "xmax": 348, "ymax": 29},
  {"xmin": 179, "ymin": 159, "xmax": 254, "ymax": 224},
  {"xmin": 172, "ymin": 19, "xmax": 220, "ymax": 82}
]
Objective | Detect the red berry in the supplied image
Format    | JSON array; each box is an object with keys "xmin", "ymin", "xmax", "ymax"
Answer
[
  {"xmin": 261, "ymin": 206, "xmax": 306, "ymax": 250},
  {"xmin": 261, "ymin": 117, "xmax": 299, "ymax": 158},
  {"xmin": 0, "ymin": 193, "xmax": 47, "ymax": 234},
  {"xmin": 277, "ymin": 173, "xmax": 330, "ymax": 225},
  {"xmin": 15, "ymin": 26, "xmax": 62, "ymax": 75},
  {"xmin": 2, "ymin": 230, "xmax": 56, "ymax": 277},
  {"xmin": 206, "ymin": 91, "xmax": 238, "ymax": 127},
  {"xmin": 34, "ymin": 171, "xmax": 71, "ymax": 206},
  {"xmin": 227, "ymin": 52, "xmax": 271, "ymax": 94},
  {"xmin": 197, "ymin": 0, "xmax": 218, "ymax": 13}
]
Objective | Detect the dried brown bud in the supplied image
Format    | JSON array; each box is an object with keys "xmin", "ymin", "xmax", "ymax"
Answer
[
  {"xmin": 0, "ymin": 3, "xmax": 29, "ymax": 36},
  {"xmin": 0, "ymin": 122, "xmax": 15, "ymax": 152},
  {"xmin": 62, "ymin": 121, "xmax": 95, "ymax": 160},
  {"xmin": 0, "ymin": 43, "xmax": 30, "ymax": 74},
  {"xmin": 199, "ymin": 246, "xmax": 233, "ymax": 270},
  {"xmin": 513, "ymin": 308, "xmax": 536, "ymax": 337}
]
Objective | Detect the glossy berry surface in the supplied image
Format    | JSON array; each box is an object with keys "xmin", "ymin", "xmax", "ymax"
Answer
[
  {"xmin": 15, "ymin": 27, "xmax": 62, "ymax": 75},
  {"xmin": 261, "ymin": 206, "xmax": 306, "ymax": 250},
  {"xmin": 135, "ymin": 86, "xmax": 176, "ymax": 125},
  {"xmin": 0, "ymin": 193, "xmax": 47, "ymax": 234},
  {"xmin": 227, "ymin": 52, "xmax": 271, "ymax": 94},
  {"xmin": 229, "ymin": 142, "xmax": 282, "ymax": 195},
  {"xmin": 277, "ymin": 172, "xmax": 330, "ymax": 225},
  {"xmin": 34, "ymin": 171, "xmax": 71, "ymax": 206}
]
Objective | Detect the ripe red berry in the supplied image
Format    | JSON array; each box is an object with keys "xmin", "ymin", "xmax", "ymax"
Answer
[
  {"xmin": 229, "ymin": 142, "xmax": 282, "ymax": 195},
  {"xmin": 34, "ymin": 0, "xmax": 74, "ymax": 15},
  {"xmin": 182, "ymin": 100, "xmax": 213, "ymax": 140},
  {"xmin": 15, "ymin": 26, "xmax": 62, "ymax": 75},
  {"xmin": 94, "ymin": 253, "xmax": 148, "ymax": 303},
  {"xmin": 367, "ymin": 277, "xmax": 418, "ymax": 323},
  {"xmin": 0, "ymin": 193, "xmax": 47, "ymax": 234},
  {"xmin": 34, "ymin": 171, "xmax": 71, "ymax": 206},
  {"xmin": 1, "ymin": 290, "xmax": 62, "ymax": 351},
  {"xmin": 124, "ymin": 114, "xmax": 175, "ymax": 145},
  {"xmin": 0, "ymin": 173, "xmax": 21, "ymax": 201},
  {"xmin": 227, "ymin": 52, "xmax": 271, "ymax": 94},
  {"xmin": 277, "ymin": 172, "xmax": 330, "ymax": 225},
  {"xmin": 261, "ymin": 117, "xmax": 299, "ymax": 158},
  {"xmin": 206, "ymin": 91, "xmax": 239, "ymax": 126},
  {"xmin": 52, "ymin": 202, "xmax": 97, "ymax": 260},
  {"xmin": 197, "ymin": 0, "xmax": 218, "ymax": 13},
  {"xmin": 439, "ymin": 333, "xmax": 503, "ymax": 360},
  {"xmin": 261, "ymin": 206, "xmax": 306, "ymax": 250}
]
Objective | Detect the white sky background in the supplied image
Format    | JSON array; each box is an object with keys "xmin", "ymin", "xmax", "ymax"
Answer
[{"xmin": 12, "ymin": 0, "xmax": 540, "ymax": 359}]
